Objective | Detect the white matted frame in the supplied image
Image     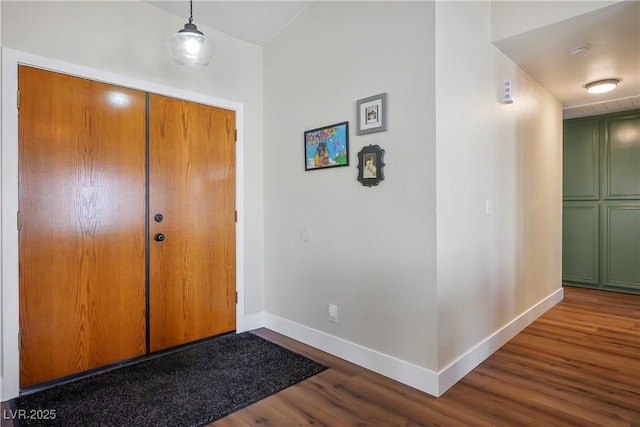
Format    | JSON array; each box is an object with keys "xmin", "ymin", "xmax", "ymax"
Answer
[
  {"xmin": 1, "ymin": 48, "xmax": 246, "ymax": 400},
  {"xmin": 356, "ymin": 92, "xmax": 387, "ymax": 135}
]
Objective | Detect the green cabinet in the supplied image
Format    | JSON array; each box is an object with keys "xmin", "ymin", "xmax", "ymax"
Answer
[
  {"xmin": 604, "ymin": 116, "xmax": 640, "ymax": 199},
  {"xmin": 601, "ymin": 203, "xmax": 640, "ymax": 290},
  {"xmin": 563, "ymin": 119, "xmax": 600, "ymax": 200},
  {"xmin": 562, "ymin": 203, "xmax": 599, "ymax": 284},
  {"xmin": 563, "ymin": 110, "xmax": 640, "ymax": 294}
]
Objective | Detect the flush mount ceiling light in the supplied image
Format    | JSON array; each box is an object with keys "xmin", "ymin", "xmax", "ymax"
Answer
[
  {"xmin": 585, "ymin": 79, "xmax": 620, "ymax": 94},
  {"xmin": 168, "ymin": 0, "xmax": 211, "ymax": 66}
]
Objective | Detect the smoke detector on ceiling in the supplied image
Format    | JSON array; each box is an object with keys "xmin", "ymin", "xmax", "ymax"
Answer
[{"xmin": 570, "ymin": 45, "xmax": 590, "ymax": 57}]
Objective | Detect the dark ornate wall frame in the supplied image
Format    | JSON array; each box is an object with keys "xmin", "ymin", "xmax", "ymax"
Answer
[{"xmin": 357, "ymin": 144, "xmax": 385, "ymax": 187}]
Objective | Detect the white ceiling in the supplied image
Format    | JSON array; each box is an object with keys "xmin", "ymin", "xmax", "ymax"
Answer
[
  {"xmin": 147, "ymin": 1, "xmax": 311, "ymax": 46},
  {"xmin": 149, "ymin": 1, "xmax": 639, "ymax": 119},
  {"xmin": 493, "ymin": 1, "xmax": 640, "ymax": 119}
]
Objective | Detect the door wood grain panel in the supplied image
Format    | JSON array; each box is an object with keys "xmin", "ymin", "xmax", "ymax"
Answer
[
  {"xmin": 148, "ymin": 94, "xmax": 236, "ymax": 352},
  {"xmin": 18, "ymin": 66, "xmax": 147, "ymax": 387}
]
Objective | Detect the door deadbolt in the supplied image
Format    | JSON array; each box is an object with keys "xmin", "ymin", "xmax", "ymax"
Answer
[
  {"xmin": 154, "ymin": 233, "xmax": 165, "ymax": 242},
  {"xmin": 154, "ymin": 214, "xmax": 164, "ymax": 222}
]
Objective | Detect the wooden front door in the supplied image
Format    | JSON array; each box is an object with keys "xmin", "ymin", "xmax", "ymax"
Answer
[
  {"xmin": 18, "ymin": 67, "xmax": 237, "ymax": 388},
  {"xmin": 148, "ymin": 94, "xmax": 236, "ymax": 352},
  {"xmin": 18, "ymin": 66, "xmax": 147, "ymax": 387}
]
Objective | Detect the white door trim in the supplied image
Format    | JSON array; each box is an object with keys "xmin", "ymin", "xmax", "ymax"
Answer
[{"xmin": 1, "ymin": 47, "xmax": 246, "ymax": 400}]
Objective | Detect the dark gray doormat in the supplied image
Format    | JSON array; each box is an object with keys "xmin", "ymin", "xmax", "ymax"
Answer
[{"xmin": 13, "ymin": 332, "xmax": 327, "ymax": 426}]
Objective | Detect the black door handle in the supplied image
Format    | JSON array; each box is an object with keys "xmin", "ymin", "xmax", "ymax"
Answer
[{"xmin": 154, "ymin": 233, "xmax": 165, "ymax": 242}]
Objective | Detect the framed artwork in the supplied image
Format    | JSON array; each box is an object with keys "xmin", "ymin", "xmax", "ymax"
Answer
[
  {"xmin": 304, "ymin": 121, "xmax": 349, "ymax": 171},
  {"xmin": 356, "ymin": 93, "xmax": 387, "ymax": 135},
  {"xmin": 357, "ymin": 144, "xmax": 385, "ymax": 187}
]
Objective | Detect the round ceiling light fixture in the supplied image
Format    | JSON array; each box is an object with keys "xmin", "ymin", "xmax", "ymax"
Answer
[{"xmin": 585, "ymin": 79, "xmax": 619, "ymax": 94}]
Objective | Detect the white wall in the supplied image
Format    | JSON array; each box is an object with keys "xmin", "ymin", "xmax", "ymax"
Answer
[
  {"xmin": 0, "ymin": 1, "xmax": 264, "ymax": 399},
  {"xmin": 264, "ymin": 1, "xmax": 438, "ymax": 370},
  {"xmin": 263, "ymin": 0, "xmax": 563, "ymax": 396},
  {"xmin": 435, "ymin": 1, "xmax": 563, "ymax": 371},
  {"xmin": 491, "ymin": 0, "xmax": 619, "ymax": 42}
]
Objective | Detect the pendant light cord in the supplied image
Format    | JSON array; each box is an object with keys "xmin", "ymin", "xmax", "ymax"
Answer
[{"xmin": 189, "ymin": 0, "xmax": 194, "ymax": 24}]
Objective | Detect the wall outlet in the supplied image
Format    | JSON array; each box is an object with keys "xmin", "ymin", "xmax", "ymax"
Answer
[{"xmin": 328, "ymin": 304, "xmax": 338, "ymax": 323}]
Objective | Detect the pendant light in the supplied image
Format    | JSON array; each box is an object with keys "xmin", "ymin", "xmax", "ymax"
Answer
[{"xmin": 168, "ymin": 0, "xmax": 211, "ymax": 66}]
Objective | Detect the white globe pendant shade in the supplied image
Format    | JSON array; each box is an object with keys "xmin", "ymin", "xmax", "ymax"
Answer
[{"xmin": 168, "ymin": 2, "xmax": 211, "ymax": 67}]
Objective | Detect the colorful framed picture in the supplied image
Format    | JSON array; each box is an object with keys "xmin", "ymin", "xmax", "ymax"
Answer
[
  {"xmin": 357, "ymin": 93, "xmax": 387, "ymax": 135},
  {"xmin": 357, "ymin": 144, "xmax": 385, "ymax": 187},
  {"xmin": 304, "ymin": 121, "xmax": 349, "ymax": 171}
]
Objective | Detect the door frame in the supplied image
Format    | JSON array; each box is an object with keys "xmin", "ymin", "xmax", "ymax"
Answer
[{"xmin": 1, "ymin": 48, "xmax": 247, "ymax": 400}]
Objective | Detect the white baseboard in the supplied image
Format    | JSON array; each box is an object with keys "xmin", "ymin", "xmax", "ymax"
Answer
[
  {"xmin": 263, "ymin": 313, "xmax": 440, "ymax": 396},
  {"xmin": 244, "ymin": 287, "xmax": 564, "ymax": 398},
  {"xmin": 437, "ymin": 287, "xmax": 564, "ymax": 395}
]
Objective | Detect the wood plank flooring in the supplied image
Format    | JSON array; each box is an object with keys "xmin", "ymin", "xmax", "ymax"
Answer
[{"xmin": 213, "ymin": 286, "xmax": 640, "ymax": 426}]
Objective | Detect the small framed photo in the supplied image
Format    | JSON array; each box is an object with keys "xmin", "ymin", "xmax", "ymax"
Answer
[
  {"xmin": 356, "ymin": 93, "xmax": 387, "ymax": 135},
  {"xmin": 357, "ymin": 144, "xmax": 385, "ymax": 187},
  {"xmin": 304, "ymin": 121, "xmax": 349, "ymax": 171}
]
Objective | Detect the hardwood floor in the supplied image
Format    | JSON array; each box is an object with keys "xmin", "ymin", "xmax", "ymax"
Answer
[{"xmin": 213, "ymin": 286, "xmax": 640, "ymax": 427}]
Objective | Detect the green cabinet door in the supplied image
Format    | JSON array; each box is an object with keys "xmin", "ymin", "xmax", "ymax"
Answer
[
  {"xmin": 604, "ymin": 115, "xmax": 640, "ymax": 199},
  {"xmin": 563, "ymin": 119, "xmax": 599, "ymax": 200},
  {"xmin": 601, "ymin": 203, "xmax": 640, "ymax": 290},
  {"xmin": 563, "ymin": 202, "xmax": 599, "ymax": 284}
]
